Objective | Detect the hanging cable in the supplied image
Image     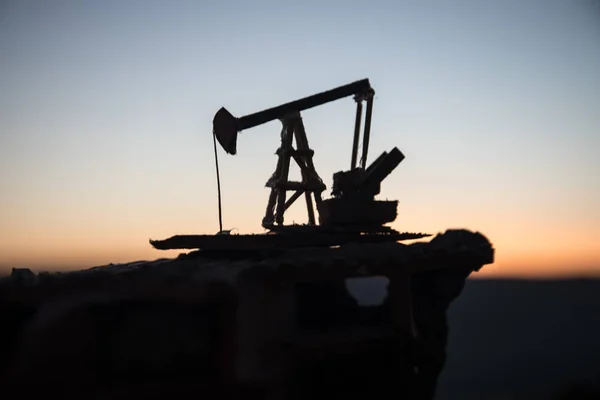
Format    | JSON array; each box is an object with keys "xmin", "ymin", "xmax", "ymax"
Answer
[{"xmin": 212, "ymin": 130, "xmax": 223, "ymax": 233}]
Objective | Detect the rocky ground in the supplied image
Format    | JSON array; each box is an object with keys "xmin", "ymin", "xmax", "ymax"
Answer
[{"xmin": 0, "ymin": 229, "xmax": 494, "ymax": 399}]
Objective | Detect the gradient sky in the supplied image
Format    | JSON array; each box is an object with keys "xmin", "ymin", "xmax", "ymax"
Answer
[{"xmin": 1, "ymin": 0, "xmax": 599, "ymax": 278}]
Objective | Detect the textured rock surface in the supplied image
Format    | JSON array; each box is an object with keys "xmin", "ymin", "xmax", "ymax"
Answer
[{"xmin": 0, "ymin": 229, "xmax": 493, "ymax": 399}]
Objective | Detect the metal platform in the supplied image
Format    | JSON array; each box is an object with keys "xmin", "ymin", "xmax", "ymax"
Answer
[{"xmin": 149, "ymin": 230, "xmax": 431, "ymax": 251}]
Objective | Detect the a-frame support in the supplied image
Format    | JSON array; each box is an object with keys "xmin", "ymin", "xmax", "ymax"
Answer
[{"xmin": 262, "ymin": 112, "xmax": 326, "ymax": 229}]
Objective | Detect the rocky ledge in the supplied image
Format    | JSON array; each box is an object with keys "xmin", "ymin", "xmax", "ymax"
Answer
[{"xmin": 0, "ymin": 229, "xmax": 493, "ymax": 400}]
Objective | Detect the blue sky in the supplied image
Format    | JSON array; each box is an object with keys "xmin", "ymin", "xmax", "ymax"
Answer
[{"xmin": 0, "ymin": 0, "xmax": 599, "ymax": 276}]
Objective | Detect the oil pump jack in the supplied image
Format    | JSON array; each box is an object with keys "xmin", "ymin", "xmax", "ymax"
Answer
[
  {"xmin": 213, "ymin": 78, "xmax": 406, "ymax": 231},
  {"xmin": 151, "ymin": 78, "xmax": 429, "ymax": 251}
]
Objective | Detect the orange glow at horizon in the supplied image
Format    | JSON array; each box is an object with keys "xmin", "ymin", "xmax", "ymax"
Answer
[
  {"xmin": 1, "ymin": 201, "xmax": 598, "ymax": 278},
  {"xmin": 1, "ymin": 1, "xmax": 599, "ymax": 279}
]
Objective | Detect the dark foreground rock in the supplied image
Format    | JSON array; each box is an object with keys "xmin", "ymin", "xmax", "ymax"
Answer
[{"xmin": 0, "ymin": 229, "xmax": 493, "ymax": 400}]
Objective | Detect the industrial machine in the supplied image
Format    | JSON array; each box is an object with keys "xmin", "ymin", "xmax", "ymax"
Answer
[{"xmin": 151, "ymin": 78, "xmax": 428, "ymax": 252}]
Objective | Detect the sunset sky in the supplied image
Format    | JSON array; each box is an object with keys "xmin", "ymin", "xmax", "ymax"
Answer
[{"xmin": 1, "ymin": 0, "xmax": 599, "ymax": 278}]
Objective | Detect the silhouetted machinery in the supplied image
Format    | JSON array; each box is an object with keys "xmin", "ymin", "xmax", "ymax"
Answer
[
  {"xmin": 152, "ymin": 79, "xmax": 428, "ymax": 251},
  {"xmin": 214, "ymin": 78, "xmax": 404, "ymax": 231}
]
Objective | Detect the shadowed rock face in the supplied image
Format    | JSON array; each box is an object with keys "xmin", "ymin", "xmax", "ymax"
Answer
[
  {"xmin": 0, "ymin": 299, "xmax": 37, "ymax": 377},
  {"xmin": 3, "ymin": 282, "xmax": 240, "ymax": 400},
  {"xmin": 410, "ymin": 267, "xmax": 473, "ymax": 399},
  {"xmin": 291, "ymin": 268, "xmax": 474, "ymax": 400},
  {"xmin": 1, "ymin": 228, "xmax": 492, "ymax": 399},
  {"xmin": 1, "ymin": 270, "xmax": 474, "ymax": 400},
  {"xmin": 0, "ymin": 271, "xmax": 472, "ymax": 400}
]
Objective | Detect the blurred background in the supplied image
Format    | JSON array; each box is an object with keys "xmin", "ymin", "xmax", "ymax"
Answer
[{"xmin": 1, "ymin": 0, "xmax": 598, "ymax": 277}]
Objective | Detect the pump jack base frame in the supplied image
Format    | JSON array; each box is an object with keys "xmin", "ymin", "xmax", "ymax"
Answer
[{"xmin": 149, "ymin": 228, "xmax": 431, "ymax": 252}]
